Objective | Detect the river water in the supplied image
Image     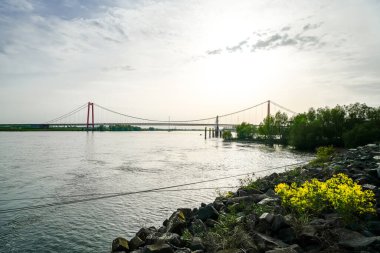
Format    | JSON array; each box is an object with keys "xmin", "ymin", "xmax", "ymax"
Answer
[{"xmin": 0, "ymin": 131, "xmax": 312, "ymax": 252}]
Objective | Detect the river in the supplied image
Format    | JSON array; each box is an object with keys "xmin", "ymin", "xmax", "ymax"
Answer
[{"xmin": 0, "ymin": 131, "xmax": 312, "ymax": 252}]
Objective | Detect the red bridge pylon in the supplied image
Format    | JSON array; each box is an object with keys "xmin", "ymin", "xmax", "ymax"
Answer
[{"xmin": 86, "ymin": 102, "xmax": 94, "ymax": 130}]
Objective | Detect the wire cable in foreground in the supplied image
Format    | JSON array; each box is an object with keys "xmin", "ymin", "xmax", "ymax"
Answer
[{"xmin": 0, "ymin": 161, "xmax": 308, "ymax": 214}]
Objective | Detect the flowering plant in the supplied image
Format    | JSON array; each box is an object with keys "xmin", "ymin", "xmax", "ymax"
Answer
[{"xmin": 275, "ymin": 173, "xmax": 375, "ymax": 219}]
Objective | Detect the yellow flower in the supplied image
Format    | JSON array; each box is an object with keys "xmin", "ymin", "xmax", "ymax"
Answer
[{"xmin": 274, "ymin": 173, "xmax": 376, "ymax": 217}]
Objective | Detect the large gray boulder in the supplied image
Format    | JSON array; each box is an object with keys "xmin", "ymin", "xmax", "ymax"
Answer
[
  {"xmin": 166, "ymin": 211, "xmax": 186, "ymax": 234},
  {"xmin": 112, "ymin": 237, "xmax": 130, "ymax": 253},
  {"xmin": 196, "ymin": 205, "xmax": 219, "ymax": 221},
  {"xmin": 145, "ymin": 232, "xmax": 181, "ymax": 247},
  {"xmin": 144, "ymin": 244, "xmax": 174, "ymax": 253}
]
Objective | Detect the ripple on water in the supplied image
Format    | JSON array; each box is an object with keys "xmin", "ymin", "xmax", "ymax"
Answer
[{"xmin": 0, "ymin": 132, "xmax": 312, "ymax": 252}]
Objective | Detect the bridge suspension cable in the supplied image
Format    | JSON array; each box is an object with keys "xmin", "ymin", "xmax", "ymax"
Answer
[
  {"xmin": 94, "ymin": 100, "xmax": 275, "ymax": 123},
  {"xmin": 45, "ymin": 103, "xmax": 88, "ymax": 124},
  {"xmin": 270, "ymin": 100, "xmax": 297, "ymax": 115},
  {"xmin": 44, "ymin": 100, "xmax": 297, "ymax": 125},
  {"xmin": 95, "ymin": 103, "xmax": 216, "ymax": 123},
  {"xmin": 218, "ymin": 101, "xmax": 268, "ymax": 118}
]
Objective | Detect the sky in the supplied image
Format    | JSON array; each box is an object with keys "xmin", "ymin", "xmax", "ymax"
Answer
[{"xmin": 0, "ymin": 0, "xmax": 380, "ymax": 123}]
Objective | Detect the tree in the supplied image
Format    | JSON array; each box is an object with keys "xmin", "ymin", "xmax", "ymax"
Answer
[
  {"xmin": 258, "ymin": 115, "xmax": 275, "ymax": 142},
  {"xmin": 274, "ymin": 112, "xmax": 289, "ymax": 144},
  {"xmin": 236, "ymin": 122, "xmax": 256, "ymax": 140},
  {"xmin": 222, "ymin": 130, "xmax": 233, "ymax": 140}
]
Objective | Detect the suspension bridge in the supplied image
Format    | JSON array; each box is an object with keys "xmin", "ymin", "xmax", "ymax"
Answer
[{"xmin": 0, "ymin": 100, "xmax": 296, "ymax": 133}]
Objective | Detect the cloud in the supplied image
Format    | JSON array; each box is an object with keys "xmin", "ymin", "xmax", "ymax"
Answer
[
  {"xmin": 206, "ymin": 22, "xmax": 324, "ymax": 55},
  {"xmin": 251, "ymin": 32, "xmax": 322, "ymax": 51},
  {"xmin": 226, "ymin": 39, "xmax": 249, "ymax": 52},
  {"xmin": 252, "ymin": 34, "xmax": 282, "ymax": 50},
  {"xmin": 206, "ymin": 49, "xmax": 222, "ymax": 55},
  {"xmin": 346, "ymin": 83, "xmax": 380, "ymax": 93},
  {"xmin": 0, "ymin": 0, "xmax": 34, "ymax": 13},
  {"xmin": 303, "ymin": 22, "xmax": 323, "ymax": 31},
  {"xmin": 102, "ymin": 65, "xmax": 134, "ymax": 72}
]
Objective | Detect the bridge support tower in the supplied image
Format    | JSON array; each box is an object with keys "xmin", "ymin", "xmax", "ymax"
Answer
[
  {"xmin": 215, "ymin": 115, "xmax": 219, "ymax": 138},
  {"xmin": 87, "ymin": 102, "xmax": 94, "ymax": 130}
]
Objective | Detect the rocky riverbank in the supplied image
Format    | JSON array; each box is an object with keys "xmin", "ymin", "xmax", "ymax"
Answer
[{"xmin": 111, "ymin": 144, "xmax": 380, "ymax": 253}]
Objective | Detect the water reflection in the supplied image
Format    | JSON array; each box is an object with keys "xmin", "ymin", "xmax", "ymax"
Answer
[{"xmin": 0, "ymin": 131, "xmax": 312, "ymax": 252}]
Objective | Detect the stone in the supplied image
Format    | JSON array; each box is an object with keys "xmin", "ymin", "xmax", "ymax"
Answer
[
  {"xmin": 166, "ymin": 211, "xmax": 186, "ymax": 234},
  {"xmin": 297, "ymin": 225, "xmax": 319, "ymax": 249},
  {"xmin": 112, "ymin": 237, "xmax": 129, "ymax": 252},
  {"xmin": 158, "ymin": 226, "xmax": 167, "ymax": 233},
  {"xmin": 226, "ymin": 194, "xmax": 268, "ymax": 205},
  {"xmin": 259, "ymin": 213, "xmax": 274, "ymax": 223},
  {"xmin": 271, "ymin": 214, "xmax": 289, "ymax": 232},
  {"xmin": 189, "ymin": 219, "xmax": 207, "ymax": 236},
  {"xmin": 277, "ymin": 227, "xmax": 296, "ymax": 244},
  {"xmin": 233, "ymin": 226, "xmax": 258, "ymax": 252},
  {"xmin": 339, "ymin": 236, "xmax": 380, "ymax": 249},
  {"xmin": 196, "ymin": 205, "xmax": 219, "ymax": 221},
  {"xmin": 145, "ymin": 233, "xmax": 181, "ymax": 247},
  {"xmin": 213, "ymin": 200, "xmax": 225, "ymax": 211},
  {"xmin": 265, "ymin": 246, "xmax": 298, "ymax": 253},
  {"xmin": 299, "ymin": 225, "xmax": 317, "ymax": 238},
  {"xmin": 137, "ymin": 227, "xmax": 157, "ymax": 241},
  {"xmin": 332, "ymin": 228, "xmax": 364, "ymax": 241},
  {"xmin": 257, "ymin": 197, "xmax": 278, "ymax": 206},
  {"xmin": 265, "ymin": 189, "xmax": 277, "ymax": 198},
  {"xmin": 174, "ymin": 248, "xmax": 191, "ymax": 253},
  {"xmin": 244, "ymin": 188, "xmax": 263, "ymax": 195},
  {"xmin": 177, "ymin": 208, "xmax": 192, "ymax": 220},
  {"xmin": 216, "ymin": 249, "xmax": 241, "ymax": 253},
  {"xmin": 130, "ymin": 236, "xmax": 145, "ymax": 251},
  {"xmin": 144, "ymin": 244, "xmax": 174, "ymax": 253},
  {"xmin": 238, "ymin": 189, "xmax": 248, "ymax": 196},
  {"xmin": 253, "ymin": 232, "xmax": 288, "ymax": 251},
  {"xmin": 367, "ymin": 221, "xmax": 380, "ymax": 235},
  {"xmin": 205, "ymin": 218, "xmax": 218, "ymax": 228},
  {"xmin": 244, "ymin": 214, "xmax": 258, "ymax": 232},
  {"xmin": 189, "ymin": 237, "xmax": 205, "ymax": 251},
  {"xmin": 130, "ymin": 249, "xmax": 143, "ymax": 253},
  {"xmin": 365, "ymin": 168, "xmax": 378, "ymax": 177},
  {"xmin": 362, "ymin": 184, "xmax": 377, "ymax": 191}
]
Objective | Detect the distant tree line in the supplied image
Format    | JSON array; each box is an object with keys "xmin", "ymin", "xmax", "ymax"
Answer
[
  {"xmin": 104, "ymin": 125, "xmax": 142, "ymax": 131},
  {"xmin": 228, "ymin": 103, "xmax": 380, "ymax": 150}
]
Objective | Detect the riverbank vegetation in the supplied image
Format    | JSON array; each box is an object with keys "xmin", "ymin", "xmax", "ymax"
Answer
[{"xmin": 228, "ymin": 103, "xmax": 380, "ymax": 150}]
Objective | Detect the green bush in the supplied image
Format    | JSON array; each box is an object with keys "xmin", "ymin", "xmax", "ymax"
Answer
[
  {"xmin": 287, "ymin": 104, "xmax": 379, "ymax": 150},
  {"xmin": 222, "ymin": 130, "xmax": 232, "ymax": 140},
  {"xmin": 236, "ymin": 122, "xmax": 256, "ymax": 140},
  {"xmin": 310, "ymin": 145, "xmax": 335, "ymax": 166},
  {"xmin": 343, "ymin": 122, "xmax": 380, "ymax": 148}
]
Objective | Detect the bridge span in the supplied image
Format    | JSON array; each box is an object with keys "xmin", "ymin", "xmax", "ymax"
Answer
[{"xmin": 0, "ymin": 100, "xmax": 296, "ymax": 134}]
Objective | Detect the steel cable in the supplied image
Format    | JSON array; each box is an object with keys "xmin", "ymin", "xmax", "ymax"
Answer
[{"xmin": 0, "ymin": 161, "xmax": 309, "ymax": 214}]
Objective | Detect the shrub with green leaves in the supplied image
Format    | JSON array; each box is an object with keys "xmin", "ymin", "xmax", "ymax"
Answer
[
  {"xmin": 222, "ymin": 130, "xmax": 232, "ymax": 140},
  {"xmin": 310, "ymin": 145, "xmax": 335, "ymax": 166}
]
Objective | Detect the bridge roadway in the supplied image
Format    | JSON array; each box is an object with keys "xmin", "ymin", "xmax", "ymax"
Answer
[
  {"xmin": 0, "ymin": 123, "xmax": 241, "ymax": 128},
  {"xmin": 52, "ymin": 123, "xmax": 239, "ymax": 127}
]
